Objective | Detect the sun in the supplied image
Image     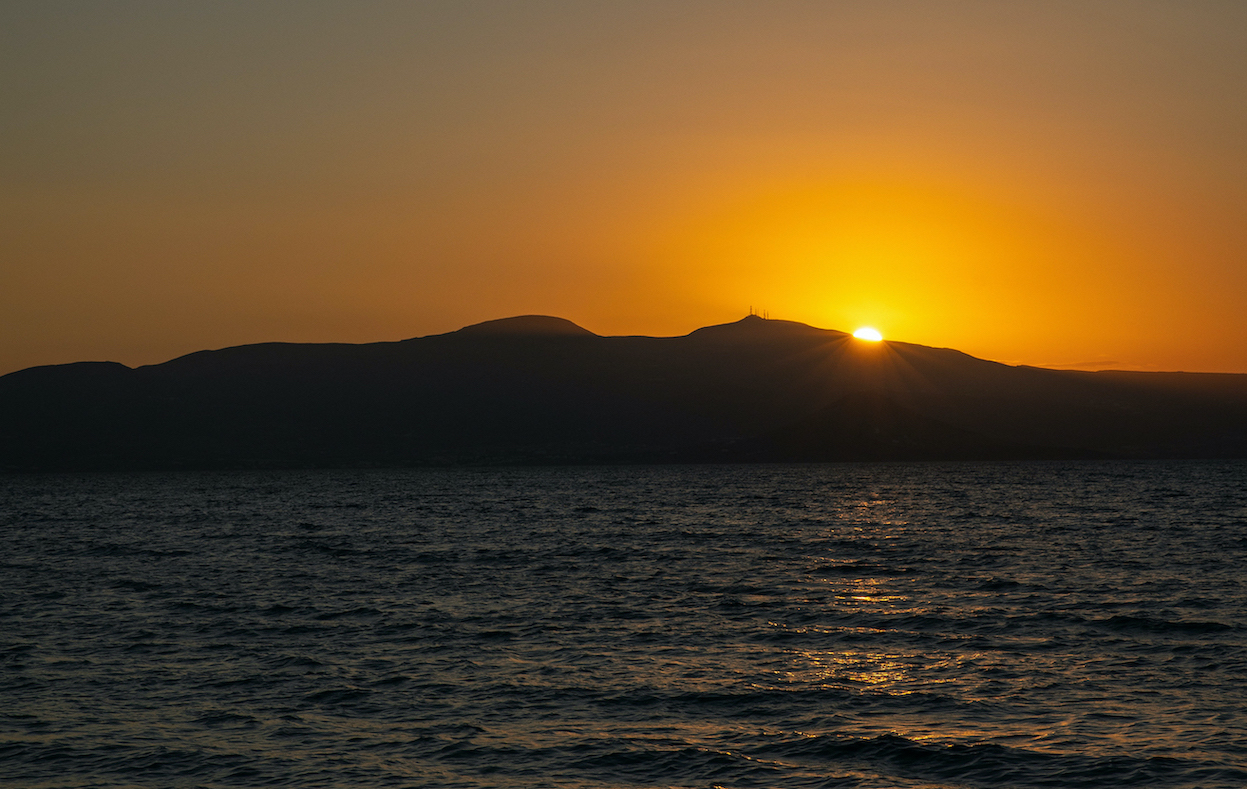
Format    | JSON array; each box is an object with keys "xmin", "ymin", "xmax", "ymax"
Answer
[{"xmin": 853, "ymin": 327, "xmax": 884, "ymax": 342}]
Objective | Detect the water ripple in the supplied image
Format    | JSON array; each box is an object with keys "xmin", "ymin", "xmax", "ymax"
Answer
[{"xmin": 2, "ymin": 461, "xmax": 1245, "ymax": 787}]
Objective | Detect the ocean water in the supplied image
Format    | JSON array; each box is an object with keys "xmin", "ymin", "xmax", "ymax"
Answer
[{"xmin": 2, "ymin": 462, "xmax": 1245, "ymax": 788}]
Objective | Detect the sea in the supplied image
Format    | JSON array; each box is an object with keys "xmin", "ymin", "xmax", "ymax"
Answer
[{"xmin": 2, "ymin": 461, "xmax": 1245, "ymax": 788}]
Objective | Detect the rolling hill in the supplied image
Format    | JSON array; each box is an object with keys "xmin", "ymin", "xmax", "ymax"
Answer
[{"xmin": 3, "ymin": 315, "xmax": 1246, "ymax": 470}]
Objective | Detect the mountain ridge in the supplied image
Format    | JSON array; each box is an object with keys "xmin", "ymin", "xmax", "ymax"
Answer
[{"xmin": 3, "ymin": 316, "xmax": 1246, "ymax": 470}]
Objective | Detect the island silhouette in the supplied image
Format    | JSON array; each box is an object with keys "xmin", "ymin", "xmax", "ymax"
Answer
[{"xmin": 3, "ymin": 315, "xmax": 1246, "ymax": 470}]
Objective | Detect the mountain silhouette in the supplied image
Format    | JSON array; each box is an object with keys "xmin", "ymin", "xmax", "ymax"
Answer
[
  {"xmin": 451, "ymin": 315, "xmax": 597, "ymax": 337},
  {"xmin": 3, "ymin": 315, "xmax": 1246, "ymax": 470}
]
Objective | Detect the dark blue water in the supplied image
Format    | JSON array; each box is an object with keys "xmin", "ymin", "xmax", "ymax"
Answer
[{"xmin": 2, "ymin": 462, "xmax": 1245, "ymax": 788}]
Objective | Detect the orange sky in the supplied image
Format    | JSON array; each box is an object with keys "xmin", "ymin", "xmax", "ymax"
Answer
[{"xmin": 3, "ymin": 1, "xmax": 1247, "ymax": 374}]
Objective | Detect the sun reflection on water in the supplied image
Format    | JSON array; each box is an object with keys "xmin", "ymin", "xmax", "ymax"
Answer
[{"xmin": 777, "ymin": 641, "xmax": 975, "ymax": 694}]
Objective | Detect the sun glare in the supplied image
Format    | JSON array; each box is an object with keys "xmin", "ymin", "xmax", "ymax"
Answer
[{"xmin": 853, "ymin": 327, "xmax": 884, "ymax": 342}]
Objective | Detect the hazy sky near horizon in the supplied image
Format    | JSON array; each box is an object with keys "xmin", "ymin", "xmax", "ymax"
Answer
[{"xmin": 4, "ymin": 1, "xmax": 1247, "ymax": 374}]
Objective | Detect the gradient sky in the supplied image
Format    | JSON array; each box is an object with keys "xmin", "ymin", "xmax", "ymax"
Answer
[{"xmin": 4, "ymin": 1, "xmax": 1247, "ymax": 374}]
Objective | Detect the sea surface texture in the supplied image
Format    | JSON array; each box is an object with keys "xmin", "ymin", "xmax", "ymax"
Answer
[{"xmin": 2, "ymin": 462, "xmax": 1246, "ymax": 788}]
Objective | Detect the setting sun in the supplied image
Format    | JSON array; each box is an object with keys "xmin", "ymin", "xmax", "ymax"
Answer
[{"xmin": 853, "ymin": 327, "xmax": 884, "ymax": 342}]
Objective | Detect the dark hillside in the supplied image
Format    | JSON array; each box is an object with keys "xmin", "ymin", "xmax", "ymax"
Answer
[{"xmin": 3, "ymin": 315, "xmax": 1246, "ymax": 470}]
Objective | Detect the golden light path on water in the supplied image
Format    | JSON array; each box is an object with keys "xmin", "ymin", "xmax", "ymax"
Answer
[{"xmin": 762, "ymin": 496, "xmax": 1014, "ymax": 748}]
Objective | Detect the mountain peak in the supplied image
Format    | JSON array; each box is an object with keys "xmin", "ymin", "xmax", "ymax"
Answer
[
  {"xmin": 453, "ymin": 315, "xmax": 597, "ymax": 338},
  {"xmin": 686, "ymin": 315, "xmax": 845, "ymax": 340}
]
